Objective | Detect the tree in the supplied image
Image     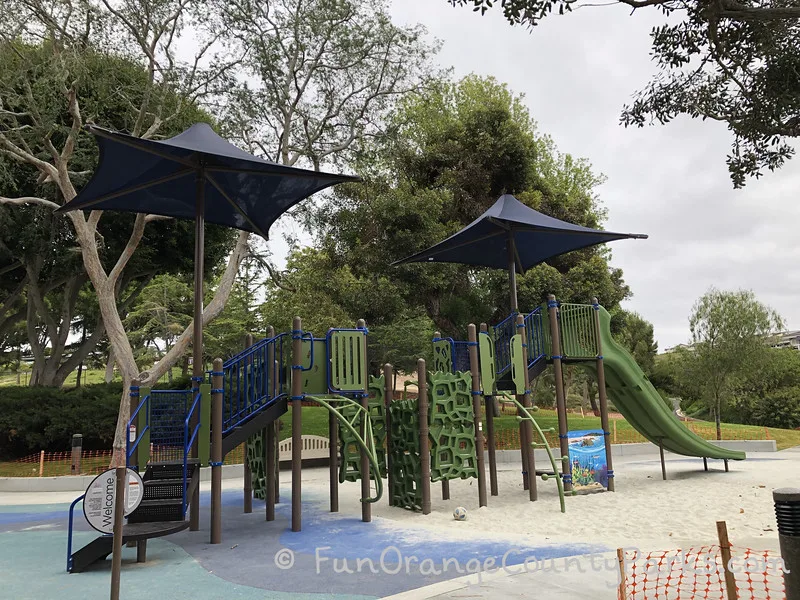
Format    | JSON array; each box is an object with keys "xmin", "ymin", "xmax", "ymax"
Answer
[
  {"xmin": 1, "ymin": 0, "xmax": 435, "ymax": 461},
  {"xmin": 682, "ymin": 287, "xmax": 783, "ymax": 438},
  {"xmin": 0, "ymin": 43, "xmax": 235, "ymax": 387},
  {"xmin": 448, "ymin": 0, "xmax": 800, "ymax": 188},
  {"xmin": 315, "ymin": 76, "xmax": 632, "ymax": 338},
  {"xmin": 611, "ymin": 309, "xmax": 658, "ymax": 376}
]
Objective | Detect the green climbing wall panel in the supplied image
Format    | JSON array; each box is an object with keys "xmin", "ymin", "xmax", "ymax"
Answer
[
  {"xmin": 388, "ymin": 397, "xmax": 422, "ymax": 510},
  {"xmin": 427, "ymin": 370, "xmax": 478, "ymax": 482},
  {"xmin": 339, "ymin": 375, "xmax": 387, "ymax": 483},
  {"xmin": 246, "ymin": 430, "xmax": 267, "ymax": 500},
  {"xmin": 432, "ymin": 339, "xmax": 452, "ymax": 373}
]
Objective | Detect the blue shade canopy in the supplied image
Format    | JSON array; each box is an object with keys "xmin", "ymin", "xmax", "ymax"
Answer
[
  {"xmin": 393, "ymin": 194, "xmax": 647, "ymax": 273},
  {"xmin": 56, "ymin": 123, "xmax": 358, "ymax": 238}
]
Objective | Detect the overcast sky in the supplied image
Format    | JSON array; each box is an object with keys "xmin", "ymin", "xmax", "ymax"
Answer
[{"xmin": 272, "ymin": 0, "xmax": 800, "ymax": 352}]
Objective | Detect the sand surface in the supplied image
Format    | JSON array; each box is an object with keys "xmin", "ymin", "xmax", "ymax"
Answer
[{"xmin": 301, "ymin": 449, "xmax": 799, "ymax": 555}]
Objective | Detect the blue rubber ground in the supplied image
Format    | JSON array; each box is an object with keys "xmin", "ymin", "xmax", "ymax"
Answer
[{"xmin": 0, "ymin": 486, "xmax": 607, "ymax": 600}]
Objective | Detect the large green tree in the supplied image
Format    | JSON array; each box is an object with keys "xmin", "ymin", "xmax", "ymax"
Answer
[
  {"xmin": 0, "ymin": 44, "xmax": 235, "ymax": 387},
  {"xmin": 449, "ymin": 0, "xmax": 800, "ymax": 188},
  {"xmin": 313, "ymin": 76, "xmax": 632, "ymax": 338},
  {"xmin": 679, "ymin": 287, "xmax": 783, "ymax": 438}
]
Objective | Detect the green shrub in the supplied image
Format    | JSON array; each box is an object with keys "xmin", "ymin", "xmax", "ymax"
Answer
[
  {"xmin": 752, "ymin": 388, "xmax": 800, "ymax": 429},
  {"xmin": 0, "ymin": 383, "xmax": 123, "ymax": 459}
]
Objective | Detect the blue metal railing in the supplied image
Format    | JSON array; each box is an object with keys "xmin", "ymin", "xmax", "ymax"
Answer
[
  {"xmin": 431, "ymin": 336, "xmax": 471, "ymax": 374},
  {"xmin": 127, "ymin": 389, "xmax": 194, "ymax": 466},
  {"xmin": 222, "ymin": 332, "xmax": 289, "ymax": 434},
  {"xmin": 524, "ymin": 307, "xmax": 547, "ymax": 366},
  {"xmin": 182, "ymin": 391, "xmax": 202, "ymax": 516},
  {"xmin": 127, "ymin": 394, "xmax": 150, "ymax": 465},
  {"xmin": 66, "ymin": 493, "xmax": 89, "ymax": 572},
  {"xmin": 492, "ymin": 307, "xmax": 547, "ymax": 376},
  {"xmin": 493, "ymin": 312, "xmax": 518, "ymax": 376}
]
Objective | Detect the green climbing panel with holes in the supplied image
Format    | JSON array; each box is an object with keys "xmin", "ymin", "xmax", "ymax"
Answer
[
  {"xmin": 388, "ymin": 397, "xmax": 423, "ymax": 510},
  {"xmin": 339, "ymin": 375, "xmax": 387, "ymax": 482},
  {"xmin": 427, "ymin": 370, "xmax": 478, "ymax": 482},
  {"xmin": 246, "ymin": 430, "xmax": 266, "ymax": 500},
  {"xmin": 432, "ymin": 339, "xmax": 452, "ymax": 373}
]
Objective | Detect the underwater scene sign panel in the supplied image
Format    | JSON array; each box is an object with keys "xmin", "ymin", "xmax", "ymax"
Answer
[{"xmin": 567, "ymin": 429, "xmax": 608, "ymax": 489}]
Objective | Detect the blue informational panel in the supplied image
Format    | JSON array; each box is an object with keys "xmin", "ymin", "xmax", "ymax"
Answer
[{"xmin": 567, "ymin": 430, "xmax": 608, "ymax": 489}]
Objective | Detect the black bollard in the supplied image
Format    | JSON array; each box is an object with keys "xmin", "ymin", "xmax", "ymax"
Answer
[{"xmin": 774, "ymin": 487, "xmax": 800, "ymax": 600}]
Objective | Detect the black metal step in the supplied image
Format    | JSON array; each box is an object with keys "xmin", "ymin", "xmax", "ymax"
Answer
[
  {"xmin": 221, "ymin": 396, "xmax": 287, "ymax": 456},
  {"xmin": 69, "ymin": 521, "xmax": 189, "ymax": 573},
  {"xmin": 127, "ymin": 498, "xmax": 184, "ymax": 523},
  {"xmin": 495, "ymin": 358, "xmax": 549, "ymax": 392},
  {"xmin": 142, "ymin": 478, "xmax": 184, "ymax": 501}
]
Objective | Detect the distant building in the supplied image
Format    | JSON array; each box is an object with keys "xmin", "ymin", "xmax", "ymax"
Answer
[
  {"xmin": 770, "ymin": 330, "xmax": 800, "ymax": 351},
  {"xmin": 663, "ymin": 343, "xmax": 692, "ymax": 354}
]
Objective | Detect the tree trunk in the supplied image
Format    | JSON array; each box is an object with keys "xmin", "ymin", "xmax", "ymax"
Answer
[
  {"xmin": 181, "ymin": 355, "xmax": 189, "ymax": 377},
  {"xmin": 105, "ymin": 347, "xmax": 116, "ymax": 383},
  {"xmin": 588, "ymin": 382, "xmax": 600, "ymax": 417},
  {"xmin": 715, "ymin": 397, "xmax": 722, "ymax": 440}
]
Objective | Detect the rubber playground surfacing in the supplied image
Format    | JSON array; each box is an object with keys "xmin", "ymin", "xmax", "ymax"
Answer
[{"xmin": 0, "ymin": 483, "xmax": 605, "ymax": 600}]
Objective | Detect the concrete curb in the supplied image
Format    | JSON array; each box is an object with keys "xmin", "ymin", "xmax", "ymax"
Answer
[
  {"xmin": 0, "ymin": 440, "xmax": 775, "ymax": 493},
  {"xmin": 0, "ymin": 463, "xmax": 245, "ymax": 493},
  {"xmin": 489, "ymin": 439, "xmax": 776, "ymax": 466}
]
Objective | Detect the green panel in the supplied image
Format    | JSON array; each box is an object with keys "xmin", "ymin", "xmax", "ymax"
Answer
[
  {"xmin": 478, "ymin": 333, "xmax": 496, "ymax": 394},
  {"xmin": 510, "ymin": 334, "xmax": 525, "ymax": 395},
  {"xmin": 558, "ymin": 304, "xmax": 598, "ymax": 359},
  {"xmin": 300, "ymin": 339, "xmax": 328, "ymax": 395},
  {"xmin": 246, "ymin": 431, "xmax": 267, "ymax": 500},
  {"xmin": 577, "ymin": 306, "xmax": 745, "ymax": 461},
  {"xmin": 427, "ymin": 370, "xmax": 477, "ymax": 482},
  {"xmin": 329, "ymin": 331, "xmax": 367, "ymax": 392},
  {"xmin": 198, "ymin": 384, "xmax": 211, "ymax": 466},
  {"xmin": 388, "ymin": 397, "xmax": 422, "ymax": 511},
  {"xmin": 432, "ymin": 339, "xmax": 452, "ymax": 373},
  {"xmin": 137, "ymin": 387, "xmax": 151, "ymax": 468},
  {"xmin": 339, "ymin": 375, "xmax": 387, "ymax": 482}
]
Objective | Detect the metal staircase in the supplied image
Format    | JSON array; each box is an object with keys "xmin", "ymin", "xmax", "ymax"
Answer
[{"xmin": 67, "ymin": 336, "xmax": 291, "ymax": 573}]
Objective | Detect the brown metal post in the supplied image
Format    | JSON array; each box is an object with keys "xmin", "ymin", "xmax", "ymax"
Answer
[
  {"xmin": 357, "ymin": 319, "xmax": 371, "ymax": 523},
  {"xmin": 273, "ymin": 358, "xmax": 280, "ymax": 505},
  {"xmin": 71, "ymin": 434, "xmax": 83, "ymax": 475},
  {"xmin": 136, "ymin": 540, "xmax": 146, "ymax": 563},
  {"xmin": 514, "ymin": 318, "xmax": 531, "ymax": 492},
  {"xmin": 243, "ymin": 334, "xmax": 254, "ymax": 513},
  {"xmin": 418, "ymin": 358, "xmax": 432, "ymax": 515},
  {"xmin": 480, "ymin": 323, "xmax": 499, "ymax": 497},
  {"xmin": 659, "ymin": 439, "xmax": 667, "ymax": 481},
  {"xmin": 716, "ymin": 521, "xmax": 738, "ymax": 600},
  {"xmin": 468, "ymin": 324, "xmax": 488, "ymax": 507},
  {"xmin": 516, "ymin": 315, "xmax": 537, "ymax": 502},
  {"xmin": 266, "ymin": 326, "xmax": 276, "ymax": 521},
  {"xmin": 211, "ymin": 358, "xmax": 223, "ymax": 544},
  {"xmin": 291, "ymin": 316, "xmax": 303, "ymax": 532},
  {"xmin": 592, "ymin": 298, "xmax": 615, "ymax": 492},
  {"xmin": 547, "ymin": 294, "xmax": 572, "ymax": 493},
  {"xmin": 441, "ymin": 480, "xmax": 450, "ymax": 500},
  {"xmin": 329, "ymin": 410, "xmax": 339, "ymax": 512},
  {"xmin": 190, "ymin": 170, "xmax": 205, "ymax": 533},
  {"xmin": 109, "ymin": 466, "xmax": 127, "ymax": 600},
  {"xmin": 703, "ymin": 457, "xmax": 708, "ymax": 471},
  {"xmin": 384, "ymin": 363, "xmax": 394, "ymax": 507}
]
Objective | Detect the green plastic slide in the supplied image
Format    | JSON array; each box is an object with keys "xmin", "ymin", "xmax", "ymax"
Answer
[{"xmin": 577, "ymin": 307, "xmax": 745, "ymax": 461}]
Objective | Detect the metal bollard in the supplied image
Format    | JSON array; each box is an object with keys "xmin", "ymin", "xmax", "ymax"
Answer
[
  {"xmin": 71, "ymin": 434, "xmax": 83, "ymax": 475},
  {"xmin": 774, "ymin": 488, "xmax": 800, "ymax": 600}
]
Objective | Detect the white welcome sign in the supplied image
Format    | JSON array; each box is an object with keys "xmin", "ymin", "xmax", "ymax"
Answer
[{"xmin": 83, "ymin": 468, "xmax": 144, "ymax": 534}]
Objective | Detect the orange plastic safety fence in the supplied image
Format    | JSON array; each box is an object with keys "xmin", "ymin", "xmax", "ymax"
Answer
[
  {"xmin": 621, "ymin": 546, "xmax": 786, "ymax": 600},
  {"xmin": 1, "ymin": 444, "xmax": 251, "ymax": 478},
  {"xmin": 4, "ymin": 449, "xmax": 113, "ymax": 477}
]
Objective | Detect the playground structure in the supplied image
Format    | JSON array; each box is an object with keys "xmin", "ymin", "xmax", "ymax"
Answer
[
  {"xmin": 66, "ymin": 293, "xmax": 749, "ymax": 571},
  {"xmin": 67, "ymin": 316, "xmax": 384, "ymax": 571}
]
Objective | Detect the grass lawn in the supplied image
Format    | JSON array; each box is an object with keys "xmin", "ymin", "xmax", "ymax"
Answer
[
  {"xmin": 273, "ymin": 406, "xmax": 800, "ymax": 451},
  {"xmin": 0, "ymin": 367, "xmax": 186, "ymax": 388}
]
